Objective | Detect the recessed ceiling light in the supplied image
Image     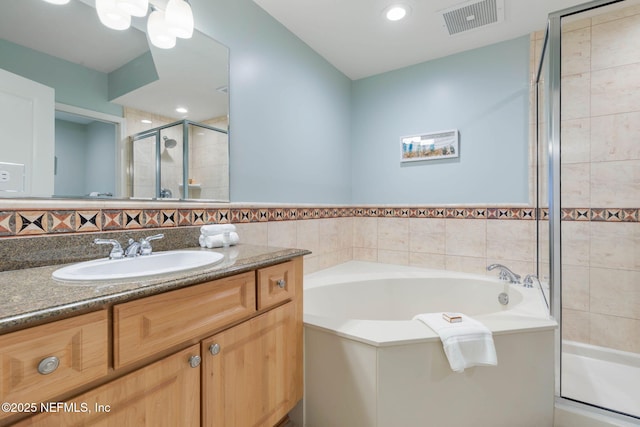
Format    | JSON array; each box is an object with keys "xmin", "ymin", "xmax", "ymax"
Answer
[
  {"xmin": 141, "ymin": 119, "xmax": 152, "ymax": 124},
  {"xmin": 176, "ymin": 107, "xmax": 188, "ymax": 114},
  {"xmin": 385, "ymin": 5, "xmax": 408, "ymax": 21}
]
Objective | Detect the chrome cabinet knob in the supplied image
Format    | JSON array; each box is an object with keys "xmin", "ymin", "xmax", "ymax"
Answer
[
  {"xmin": 209, "ymin": 343, "xmax": 221, "ymax": 355},
  {"xmin": 188, "ymin": 355, "xmax": 201, "ymax": 368},
  {"xmin": 276, "ymin": 279, "xmax": 286, "ymax": 289},
  {"xmin": 38, "ymin": 356, "xmax": 60, "ymax": 375}
]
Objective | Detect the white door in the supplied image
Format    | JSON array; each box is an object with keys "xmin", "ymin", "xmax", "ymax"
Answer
[{"xmin": 0, "ymin": 68, "xmax": 54, "ymax": 197}]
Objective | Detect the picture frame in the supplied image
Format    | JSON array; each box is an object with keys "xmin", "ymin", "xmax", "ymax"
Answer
[{"xmin": 400, "ymin": 129, "xmax": 459, "ymax": 163}]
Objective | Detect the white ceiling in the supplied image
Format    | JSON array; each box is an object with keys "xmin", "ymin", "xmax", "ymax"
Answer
[{"xmin": 253, "ymin": 0, "xmax": 588, "ymax": 80}]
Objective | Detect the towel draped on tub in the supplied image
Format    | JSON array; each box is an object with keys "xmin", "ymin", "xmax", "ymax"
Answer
[{"xmin": 413, "ymin": 313, "xmax": 498, "ymax": 373}]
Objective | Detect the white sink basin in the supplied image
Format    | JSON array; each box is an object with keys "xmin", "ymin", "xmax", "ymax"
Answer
[{"xmin": 52, "ymin": 250, "xmax": 224, "ymax": 282}]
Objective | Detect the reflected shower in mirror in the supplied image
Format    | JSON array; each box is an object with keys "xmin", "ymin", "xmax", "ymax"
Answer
[{"xmin": 0, "ymin": 0, "xmax": 229, "ymax": 201}]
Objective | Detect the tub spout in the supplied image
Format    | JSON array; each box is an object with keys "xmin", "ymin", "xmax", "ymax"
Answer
[{"xmin": 487, "ymin": 264, "xmax": 521, "ymax": 284}]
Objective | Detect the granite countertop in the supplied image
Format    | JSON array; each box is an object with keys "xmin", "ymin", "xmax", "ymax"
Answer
[{"xmin": 0, "ymin": 244, "xmax": 310, "ymax": 333}]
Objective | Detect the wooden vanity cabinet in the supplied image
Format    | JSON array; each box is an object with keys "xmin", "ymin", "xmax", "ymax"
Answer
[
  {"xmin": 13, "ymin": 345, "xmax": 201, "ymax": 427},
  {"xmin": 202, "ymin": 302, "xmax": 299, "ymax": 427},
  {"xmin": 2, "ymin": 256, "xmax": 303, "ymax": 427}
]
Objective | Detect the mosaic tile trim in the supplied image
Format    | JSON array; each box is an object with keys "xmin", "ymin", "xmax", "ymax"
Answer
[{"xmin": 0, "ymin": 207, "xmax": 635, "ymax": 238}]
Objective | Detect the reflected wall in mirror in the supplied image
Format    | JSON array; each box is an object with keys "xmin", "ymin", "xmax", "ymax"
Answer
[{"xmin": 0, "ymin": 0, "xmax": 229, "ymax": 201}]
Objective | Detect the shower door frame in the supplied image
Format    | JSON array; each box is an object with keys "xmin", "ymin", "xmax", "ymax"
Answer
[{"xmin": 545, "ymin": 0, "xmax": 640, "ymax": 423}]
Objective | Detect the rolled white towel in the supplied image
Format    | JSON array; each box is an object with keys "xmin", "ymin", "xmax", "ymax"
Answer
[
  {"xmin": 200, "ymin": 224, "xmax": 237, "ymax": 236},
  {"xmin": 199, "ymin": 232, "xmax": 239, "ymax": 248}
]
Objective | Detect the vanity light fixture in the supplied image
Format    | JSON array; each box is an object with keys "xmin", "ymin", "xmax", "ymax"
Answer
[
  {"xmin": 165, "ymin": 0, "xmax": 194, "ymax": 39},
  {"xmin": 93, "ymin": 0, "xmax": 194, "ymax": 49},
  {"xmin": 115, "ymin": 0, "xmax": 149, "ymax": 17},
  {"xmin": 42, "ymin": 0, "xmax": 70, "ymax": 4},
  {"xmin": 148, "ymin": 7, "xmax": 177, "ymax": 49},
  {"xmin": 96, "ymin": 0, "xmax": 132, "ymax": 30}
]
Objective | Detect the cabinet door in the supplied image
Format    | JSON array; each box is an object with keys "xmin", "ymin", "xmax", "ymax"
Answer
[
  {"xmin": 202, "ymin": 302, "xmax": 299, "ymax": 427},
  {"xmin": 15, "ymin": 345, "xmax": 201, "ymax": 427}
]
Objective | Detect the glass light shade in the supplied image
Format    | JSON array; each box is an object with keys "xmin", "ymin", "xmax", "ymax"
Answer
[
  {"xmin": 165, "ymin": 0, "xmax": 194, "ymax": 39},
  {"xmin": 115, "ymin": 0, "xmax": 148, "ymax": 18},
  {"xmin": 147, "ymin": 10, "xmax": 177, "ymax": 49},
  {"xmin": 96, "ymin": 0, "xmax": 131, "ymax": 30},
  {"xmin": 42, "ymin": 0, "xmax": 71, "ymax": 4}
]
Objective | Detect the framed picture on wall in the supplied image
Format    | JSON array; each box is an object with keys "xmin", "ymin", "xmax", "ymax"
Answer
[{"xmin": 400, "ymin": 129, "xmax": 459, "ymax": 163}]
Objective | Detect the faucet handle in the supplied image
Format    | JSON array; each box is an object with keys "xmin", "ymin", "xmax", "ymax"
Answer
[
  {"xmin": 94, "ymin": 238, "xmax": 124, "ymax": 259},
  {"xmin": 139, "ymin": 233, "xmax": 164, "ymax": 256},
  {"xmin": 523, "ymin": 274, "xmax": 537, "ymax": 288}
]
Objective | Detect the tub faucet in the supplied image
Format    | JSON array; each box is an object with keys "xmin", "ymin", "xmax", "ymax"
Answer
[{"xmin": 487, "ymin": 264, "xmax": 521, "ymax": 284}]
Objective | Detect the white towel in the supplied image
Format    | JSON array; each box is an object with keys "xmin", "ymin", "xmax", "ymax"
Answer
[
  {"xmin": 200, "ymin": 224, "xmax": 237, "ymax": 236},
  {"xmin": 199, "ymin": 232, "xmax": 239, "ymax": 248},
  {"xmin": 413, "ymin": 313, "xmax": 497, "ymax": 373}
]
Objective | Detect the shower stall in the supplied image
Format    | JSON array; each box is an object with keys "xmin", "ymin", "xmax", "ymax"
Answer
[
  {"xmin": 535, "ymin": 0, "xmax": 640, "ymax": 423},
  {"xmin": 130, "ymin": 120, "xmax": 229, "ymax": 201}
]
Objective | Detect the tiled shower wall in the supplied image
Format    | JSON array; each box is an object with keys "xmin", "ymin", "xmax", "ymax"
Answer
[{"xmin": 558, "ymin": 5, "xmax": 640, "ymax": 353}]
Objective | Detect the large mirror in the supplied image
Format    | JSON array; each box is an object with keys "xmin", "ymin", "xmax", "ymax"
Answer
[{"xmin": 0, "ymin": 0, "xmax": 229, "ymax": 201}]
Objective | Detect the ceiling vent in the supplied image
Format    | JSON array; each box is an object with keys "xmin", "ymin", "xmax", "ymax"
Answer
[{"xmin": 440, "ymin": 0, "xmax": 504, "ymax": 36}]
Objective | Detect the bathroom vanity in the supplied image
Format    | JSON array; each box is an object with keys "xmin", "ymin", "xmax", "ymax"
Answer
[{"xmin": 0, "ymin": 245, "xmax": 307, "ymax": 426}]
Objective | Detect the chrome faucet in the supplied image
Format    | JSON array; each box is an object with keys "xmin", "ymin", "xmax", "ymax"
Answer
[
  {"xmin": 124, "ymin": 233, "xmax": 165, "ymax": 257},
  {"xmin": 124, "ymin": 239, "xmax": 142, "ymax": 257},
  {"xmin": 487, "ymin": 264, "xmax": 521, "ymax": 284},
  {"xmin": 94, "ymin": 238, "xmax": 124, "ymax": 259}
]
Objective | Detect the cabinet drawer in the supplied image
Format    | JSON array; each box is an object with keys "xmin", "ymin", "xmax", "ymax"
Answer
[
  {"xmin": 114, "ymin": 272, "xmax": 256, "ymax": 369},
  {"xmin": 257, "ymin": 261, "xmax": 296, "ymax": 310},
  {"xmin": 0, "ymin": 310, "xmax": 108, "ymax": 419}
]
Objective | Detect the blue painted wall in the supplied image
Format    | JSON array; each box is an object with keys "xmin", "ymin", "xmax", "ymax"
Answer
[
  {"xmin": 0, "ymin": 39, "xmax": 123, "ymax": 117},
  {"xmin": 191, "ymin": 0, "xmax": 353, "ymax": 203},
  {"xmin": 351, "ymin": 36, "xmax": 530, "ymax": 204}
]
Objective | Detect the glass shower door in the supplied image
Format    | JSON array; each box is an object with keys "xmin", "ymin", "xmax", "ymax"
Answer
[
  {"xmin": 556, "ymin": 0, "xmax": 640, "ymax": 419},
  {"xmin": 131, "ymin": 133, "xmax": 157, "ymax": 198}
]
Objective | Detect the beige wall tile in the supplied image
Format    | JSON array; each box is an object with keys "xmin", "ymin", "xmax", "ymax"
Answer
[
  {"xmin": 560, "ymin": 163, "xmax": 590, "ymax": 207},
  {"xmin": 377, "ymin": 250, "xmax": 409, "ymax": 266},
  {"xmin": 234, "ymin": 223, "xmax": 268, "ymax": 246},
  {"xmin": 590, "ymin": 312, "xmax": 640, "ymax": 353},
  {"xmin": 562, "ymin": 17, "xmax": 591, "ymax": 33},
  {"xmin": 337, "ymin": 218, "xmax": 354, "ymax": 249},
  {"xmin": 561, "ymin": 27, "xmax": 591, "ymax": 76},
  {"xmin": 445, "ymin": 256, "xmax": 486, "ymax": 275},
  {"xmin": 408, "ymin": 218, "xmax": 445, "ymax": 254},
  {"xmin": 591, "ymin": 63, "xmax": 640, "ymax": 117},
  {"xmin": 353, "ymin": 217, "xmax": 377, "ymax": 249},
  {"xmin": 590, "ymin": 160, "xmax": 640, "ymax": 208},
  {"xmin": 591, "ymin": 3, "xmax": 640, "ymax": 26},
  {"xmin": 562, "ymin": 309, "xmax": 590, "ymax": 343},
  {"xmin": 304, "ymin": 255, "xmax": 320, "ymax": 275},
  {"xmin": 561, "ymin": 119, "xmax": 590, "ymax": 164},
  {"xmin": 353, "ymin": 247, "xmax": 377, "ymax": 262},
  {"xmin": 486, "ymin": 220, "xmax": 535, "ymax": 262},
  {"xmin": 409, "ymin": 252, "xmax": 446, "ymax": 270},
  {"xmin": 562, "ymin": 265, "xmax": 590, "ymax": 311},
  {"xmin": 590, "ymin": 268, "xmax": 640, "ymax": 319},
  {"xmin": 377, "ymin": 218, "xmax": 409, "ymax": 252},
  {"xmin": 561, "ymin": 73, "xmax": 591, "ymax": 120},
  {"xmin": 591, "ymin": 112, "xmax": 640, "ymax": 162},
  {"xmin": 296, "ymin": 219, "xmax": 320, "ymax": 255},
  {"xmin": 318, "ymin": 218, "xmax": 339, "ymax": 253},
  {"xmin": 445, "ymin": 219, "xmax": 486, "ymax": 258},
  {"xmin": 267, "ymin": 221, "xmax": 297, "ymax": 248},
  {"xmin": 590, "ymin": 222, "xmax": 640, "ymax": 270},
  {"xmin": 591, "ymin": 13, "xmax": 640, "ymax": 71},
  {"xmin": 561, "ymin": 222, "xmax": 590, "ymax": 266}
]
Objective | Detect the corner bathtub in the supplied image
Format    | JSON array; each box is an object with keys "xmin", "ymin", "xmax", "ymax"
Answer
[{"xmin": 303, "ymin": 262, "xmax": 557, "ymax": 427}]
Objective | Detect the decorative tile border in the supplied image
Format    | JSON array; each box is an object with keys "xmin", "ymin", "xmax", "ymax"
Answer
[{"xmin": 0, "ymin": 207, "xmax": 635, "ymax": 238}]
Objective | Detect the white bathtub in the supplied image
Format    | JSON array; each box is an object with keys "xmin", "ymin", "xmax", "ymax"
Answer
[{"xmin": 303, "ymin": 261, "xmax": 558, "ymax": 427}]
